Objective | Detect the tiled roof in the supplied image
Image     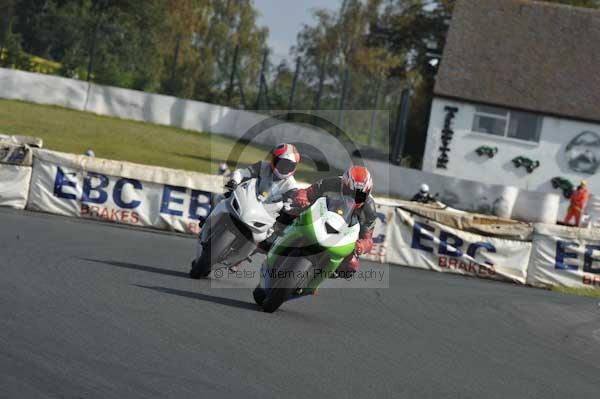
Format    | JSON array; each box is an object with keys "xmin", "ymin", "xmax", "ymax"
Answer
[{"xmin": 435, "ymin": 0, "xmax": 600, "ymax": 122}]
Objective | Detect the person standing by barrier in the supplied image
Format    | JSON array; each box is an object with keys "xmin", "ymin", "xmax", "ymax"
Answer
[{"xmin": 563, "ymin": 180, "xmax": 589, "ymax": 227}]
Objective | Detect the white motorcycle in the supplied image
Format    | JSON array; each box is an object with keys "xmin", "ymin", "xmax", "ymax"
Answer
[{"xmin": 189, "ymin": 178, "xmax": 288, "ymax": 279}]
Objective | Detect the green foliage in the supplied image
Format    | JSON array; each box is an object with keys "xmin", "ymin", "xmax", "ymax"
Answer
[
  {"xmin": 1, "ymin": 30, "xmax": 30, "ymax": 70},
  {"xmin": 0, "ymin": 98, "xmax": 267, "ymax": 174},
  {"xmin": 365, "ymin": 0, "xmax": 456, "ymax": 166},
  {"xmin": 7, "ymin": 0, "xmax": 269, "ymax": 101},
  {"xmin": 293, "ymin": 0, "xmax": 402, "ymax": 107},
  {"xmin": 0, "ymin": 98, "xmax": 327, "ymax": 181},
  {"xmin": 285, "ymin": 0, "xmax": 402, "ymax": 150},
  {"xmin": 552, "ymin": 286, "xmax": 600, "ymax": 298},
  {"xmin": 160, "ymin": 0, "xmax": 268, "ymax": 105},
  {"xmin": 0, "ymin": 0, "xmax": 29, "ymax": 70}
]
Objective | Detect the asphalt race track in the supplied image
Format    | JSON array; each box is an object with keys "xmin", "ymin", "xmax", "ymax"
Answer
[{"xmin": 1, "ymin": 208, "xmax": 599, "ymax": 399}]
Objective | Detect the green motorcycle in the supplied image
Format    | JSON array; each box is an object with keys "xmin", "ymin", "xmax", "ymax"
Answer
[{"xmin": 253, "ymin": 192, "xmax": 360, "ymax": 313}]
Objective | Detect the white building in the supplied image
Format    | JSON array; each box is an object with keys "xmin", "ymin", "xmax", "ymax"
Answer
[{"xmin": 422, "ymin": 0, "xmax": 600, "ymax": 210}]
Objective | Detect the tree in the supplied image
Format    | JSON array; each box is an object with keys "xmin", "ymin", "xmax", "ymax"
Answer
[
  {"xmin": 0, "ymin": 0, "xmax": 29, "ymax": 70},
  {"xmin": 7, "ymin": 0, "xmax": 269, "ymax": 102},
  {"xmin": 292, "ymin": 0, "xmax": 405, "ymax": 147},
  {"xmin": 367, "ymin": 0, "xmax": 456, "ymax": 165},
  {"xmin": 9, "ymin": 0, "xmax": 168, "ymax": 87},
  {"xmin": 153, "ymin": 0, "xmax": 268, "ymax": 106}
]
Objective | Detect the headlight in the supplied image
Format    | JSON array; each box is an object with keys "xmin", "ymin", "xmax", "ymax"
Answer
[
  {"xmin": 232, "ymin": 198, "xmax": 240, "ymax": 212},
  {"xmin": 325, "ymin": 222, "xmax": 338, "ymax": 234}
]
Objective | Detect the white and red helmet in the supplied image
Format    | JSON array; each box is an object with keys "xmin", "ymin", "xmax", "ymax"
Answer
[
  {"xmin": 342, "ymin": 166, "xmax": 373, "ymax": 206},
  {"xmin": 271, "ymin": 143, "xmax": 300, "ymax": 179}
]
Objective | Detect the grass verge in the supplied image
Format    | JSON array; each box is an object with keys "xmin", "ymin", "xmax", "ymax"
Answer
[
  {"xmin": 0, "ymin": 99, "xmax": 331, "ymax": 181},
  {"xmin": 552, "ymin": 286, "xmax": 600, "ymax": 298},
  {"xmin": 0, "ymin": 98, "xmax": 266, "ymax": 173},
  {"xmin": 11, "ymin": 99, "xmax": 342, "ymax": 177}
]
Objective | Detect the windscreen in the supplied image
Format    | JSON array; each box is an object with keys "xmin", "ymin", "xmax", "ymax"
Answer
[
  {"xmin": 255, "ymin": 177, "xmax": 285, "ymax": 203},
  {"xmin": 325, "ymin": 192, "xmax": 358, "ymax": 226}
]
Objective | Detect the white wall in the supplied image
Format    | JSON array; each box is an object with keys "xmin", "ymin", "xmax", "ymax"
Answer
[
  {"xmin": 84, "ymin": 83, "xmax": 358, "ymax": 170},
  {"xmin": 424, "ymin": 98, "xmax": 600, "ymax": 214},
  {"xmin": 0, "ymin": 68, "xmax": 88, "ymax": 110}
]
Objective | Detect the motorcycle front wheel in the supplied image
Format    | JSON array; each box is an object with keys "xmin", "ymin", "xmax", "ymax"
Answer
[
  {"xmin": 189, "ymin": 226, "xmax": 238, "ymax": 279},
  {"xmin": 253, "ymin": 287, "xmax": 266, "ymax": 306},
  {"xmin": 262, "ymin": 249, "xmax": 313, "ymax": 313}
]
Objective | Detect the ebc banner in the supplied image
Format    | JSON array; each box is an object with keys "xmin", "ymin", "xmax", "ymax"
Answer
[
  {"xmin": 386, "ymin": 208, "xmax": 531, "ymax": 283},
  {"xmin": 28, "ymin": 155, "xmax": 212, "ymax": 235},
  {"xmin": 528, "ymin": 224, "xmax": 600, "ymax": 289},
  {"xmin": 361, "ymin": 204, "xmax": 394, "ymax": 264}
]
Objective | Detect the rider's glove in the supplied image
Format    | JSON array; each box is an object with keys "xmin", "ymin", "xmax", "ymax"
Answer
[
  {"xmin": 354, "ymin": 230, "xmax": 374, "ymax": 256},
  {"xmin": 355, "ymin": 241, "xmax": 367, "ymax": 256},
  {"xmin": 292, "ymin": 188, "xmax": 311, "ymax": 208},
  {"xmin": 334, "ymin": 256, "xmax": 359, "ymax": 279},
  {"xmin": 223, "ymin": 180, "xmax": 238, "ymax": 198},
  {"xmin": 282, "ymin": 198, "xmax": 293, "ymax": 213},
  {"xmin": 225, "ymin": 179, "xmax": 238, "ymax": 191}
]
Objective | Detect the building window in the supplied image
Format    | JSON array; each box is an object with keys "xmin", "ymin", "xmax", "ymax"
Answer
[{"xmin": 472, "ymin": 106, "xmax": 542, "ymax": 142}]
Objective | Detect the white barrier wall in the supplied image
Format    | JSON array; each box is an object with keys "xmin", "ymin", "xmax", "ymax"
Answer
[
  {"xmin": 84, "ymin": 83, "xmax": 357, "ymax": 170},
  {"xmin": 0, "ymin": 68, "xmax": 88, "ymax": 110},
  {"xmin": 386, "ymin": 208, "xmax": 532, "ymax": 283},
  {"xmin": 85, "ymin": 83, "xmax": 237, "ymax": 134},
  {"xmin": 28, "ymin": 149, "xmax": 224, "ymax": 234},
  {"xmin": 527, "ymin": 224, "xmax": 600, "ymax": 289}
]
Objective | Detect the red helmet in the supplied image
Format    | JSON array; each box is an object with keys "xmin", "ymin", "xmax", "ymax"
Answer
[
  {"xmin": 342, "ymin": 166, "xmax": 373, "ymax": 205},
  {"xmin": 271, "ymin": 143, "xmax": 300, "ymax": 179}
]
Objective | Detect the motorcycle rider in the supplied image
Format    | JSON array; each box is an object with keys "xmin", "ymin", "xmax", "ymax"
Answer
[
  {"xmin": 193, "ymin": 143, "xmax": 301, "ymax": 270},
  {"xmin": 225, "ymin": 143, "xmax": 300, "ymax": 194},
  {"xmin": 291, "ymin": 165, "xmax": 376, "ymax": 277},
  {"xmin": 411, "ymin": 183, "xmax": 436, "ymax": 204}
]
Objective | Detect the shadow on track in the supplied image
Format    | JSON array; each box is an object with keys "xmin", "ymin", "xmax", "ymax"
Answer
[
  {"xmin": 81, "ymin": 258, "xmax": 189, "ymax": 278},
  {"xmin": 134, "ymin": 284, "xmax": 259, "ymax": 311}
]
